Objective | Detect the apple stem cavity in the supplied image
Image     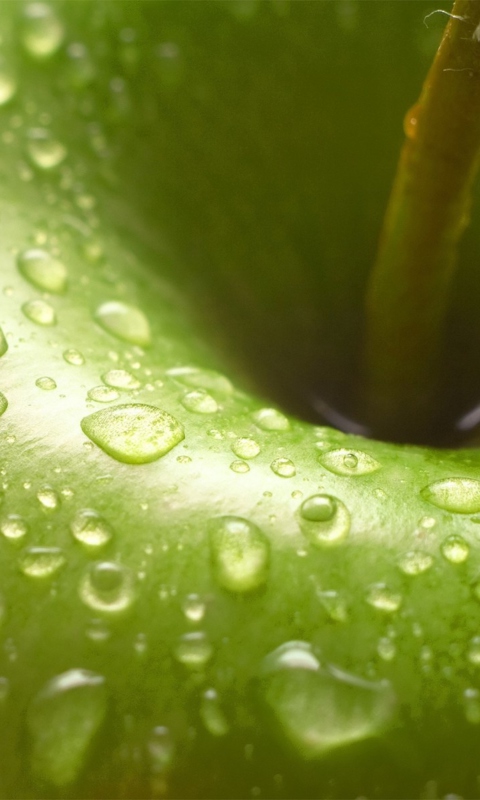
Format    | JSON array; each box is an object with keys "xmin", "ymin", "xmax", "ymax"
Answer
[{"xmin": 361, "ymin": 0, "xmax": 480, "ymax": 443}]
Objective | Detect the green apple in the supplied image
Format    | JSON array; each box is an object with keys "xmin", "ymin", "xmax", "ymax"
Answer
[{"xmin": 1, "ymin": 2, "xmax": 480, "ymax": 799}]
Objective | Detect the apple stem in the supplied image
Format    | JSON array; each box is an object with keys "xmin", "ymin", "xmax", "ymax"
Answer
[{"xmin": 362, "ymin": 0, "xmax": 480, "ymax": 441}]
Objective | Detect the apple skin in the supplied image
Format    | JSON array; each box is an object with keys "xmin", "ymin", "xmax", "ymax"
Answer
[{"xmin": 1, "ymin": 2, "xmax": 480, "ymax": 799}]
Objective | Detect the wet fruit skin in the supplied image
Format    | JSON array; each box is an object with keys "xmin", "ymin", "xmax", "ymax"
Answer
[{"xmin": 3, "ymin": 2, "xmax": 480, "ymax": 798}]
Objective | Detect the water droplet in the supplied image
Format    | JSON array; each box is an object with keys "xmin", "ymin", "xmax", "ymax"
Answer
[
  {"xmin": 318, "ymin": 590, "xmax": 348, "ymax": 623},
  {"xmin": 174, "ymin": 631, "xmax": 213, "ymax": 668},
  {"xmin": 36, "ymin": 376, "xmax": 56, "ymax": 391},
  {"xmin": 148, "ymin": 726, "xmax": 174, "ymax": 774},
  {"xmin": 85, "ymin": 619, "xmax": 111, "ymax": 644},
  {"xmin": 200, "ymin": 689, "xmax": 229, "ymax": 737},
  {"xmin": 209, "ymin": 516, "xmax": 270, "ymax": 593},
  {"xmin": 101, "ymin": 369, "xmax": 141, "ymax": 391},
  {"xmin": 87, "ymin": 386, "xmax": 119, "ymax": 403},
  {"xmin": 36, "ymin": 486, "xmax": 59, "ymax": 510},
  {"xmin": 398, "ymin": 550, "xmax": 433, "ymax": 576},
  {"xmin": 0, "ymin": 393, "xmax": 7, "ymax": 416},
  {"xmin": 19, "ymin": 547, "xmax": 65, "ymax": 578},
  {"xmin": 63, "ymin": 348, "xmax": 84, "ymax": 366},
  {"xmin": 467, "ymin": 637, "xmax": 480, "ymax": 666},
  {"xmin": 404, "ymin": 101, "xmax": 422, "ymax": 140},
  {"xmin": 22, "ymin": 299, "xmax": 56, "ymax": 326},
  {"xmin": 22, "ymin": 3, "xmax": 64, "ymax": 60},
  {"xmin": 230, "ymin": 460, "xmax": 250, "ymax": 474},
  {"xmin": 319, "ymin": 448, "xmax": 380, "ymax": 477},
  {"xmin": 0, "ymin": 71, "xmax": 17, "ymax": 106},
  {"xmin": 79, "ymin": 561, "xmax": 135, "ymax": 613},
  {"xmin": 260, "ymin": 641, "xmax": 395, "ymax": 759},
  {"xmin": 421, "ymin": 478, "xmax": 480, "ymax": 514},
  {"xmin": 70, "ymin": 509, "xmax": 113, "ymax": 548},
  {"xmin": 270, "ymin": 457, "xmax": 296, "ymax": 478},
  {"xmin": 182, "ymin": 593, "xmax": 206, "ymax": 623},
  {"xmin": 26, "ymin": 129, "xmax": 67, "ymax": 171},
  {"xmin": 0, "ymin": 677, "xmax": 10, "ymax": 702},
  {"xmin": 252, "ymin": 408, "xmax": 290, "ymax": 432},
  {"xmin": 464, "ymin": 688, "xmax": 480, "ymax": 724},
  {"xmin": 231, "ymin": 438, "xmax": 260, "ymax": 460},
  {"xmin": 94, "ymin": 301, "xmax": 151, "ymax": 347},
  {"xmin": 298, "ymin": 495, "xmax": 350, "ymax": 548},
  {"xmin": 28, "ymin": 669, "xmax": 107, "ymax": 787},
  {"xmin": 1, "ymin": 514, "xmax": 28, "ymax": 540},
  {"xmin": 365, "ymin": 584, "xmax": 402, "ymax": 613},
  {"xmin": 419, "ymin": 515, "xmax": 436, "ymax": 529},
  {"xmin": 0, "ymin": 326, "xmax": 7, "ymax": 357},
  {"xmin": 168, "ymin": 366, "xmax": 233, "ymax": 394},
  {"xmin": 181, "ymin": 389, "xmax": 218, "ymax": 414},
  {"xmin": 377, "ymin": 637, "xmax": 396, "ymax": 662},
  {"xmin": 81, "ymin": 403, "xmax": 184, "ymax": 464},
  {"xmin": 441, "ymin": 534, "xmax": 469, "ymax": 564}
]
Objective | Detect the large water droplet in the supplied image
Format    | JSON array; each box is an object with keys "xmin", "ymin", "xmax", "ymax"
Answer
[
  {"xmin": 26, "ymin": 129, "xmax": 67, "ymax": 171},
  {"xmin": 19, "ymin": 547, "xmax": 65, "ymax": 578},
  {"xmin": 365, "ymin": 583, "xmax": 402, "ymax": 613},
  {"xmin": 421, "ymin": 478, "xmax": 480, "ymax": 514},
  {"xmin": 298, "ymin": 494, "xmax": 350, "ymax": 548},
  {"xmin": 441, "ymin": 534, "xmax": 469, "ymax": 564},
  {"xmin": 36, "ymin": 376, "xmax": 57, "ymax": 391},
  {"xmin": 174, "ymin": 631, "xmax": 213, "ymax": 668},
  {"xmin": 1, "ymin": 514, "xmax": 28, "ymax": 540},
  {"xmin": 70, "ymin": 509, "xmax": 113, "ymax": 548},
  {"xmin": 231, "ymin": 437, "xmax": 260, "ymax": 460},
  {"xmin": 94, "ymin": 301, "xmax": 151, "ymax": 347},
  {"xmin": 79, "ymin": 561, "xmax": 135, "ymax": 613},
  {"xmin": 87, "ymin": 386, "xmax": 119, "ymax": 403},
  {"xmin": 209, "ymin": 516, "xmax": 270, "ymax": 592},
  {"xmin": 101, "ymin": 369, "xmax": 141, "ymax": 391},
  {"xmin": 0, "ymin": 71, "xmax": 17, "ymax": 106},
  {"xmin": 252, "ymin": 408, "xmax": 290, "ymax": 432},
  {"xmin": 28, "ymin": 669, "xmax": 107, "ymax": 787},
  {"xmin": 63, "ymin": 348, "xmax": 84, "ymax": 366},
  {"xmin": 181, "ymin": 389, "xmax": 218, "ymax": 414},
  {"xmin": 200, "ymin": 689, "xmax": 229, "ymax": 737},
  {"xmin": 0, "ymin": 326, "xmax": 7, "ymax": 357},
  {"xmin": 0, "ymin": 393, "xmax": 7, "ymax": 416},
  {"xmin": 18, "ymin": 248, "xmax": 67, "ymax": 293},
  {"xmin": 397, "ymin": 550, "xmax": 433, "ymax": 576},
  {"xmin": 319, "ymin": 448, "xmax": 380, "ymax": 477},
  {"xmin": 167, "ymin": 366, "xmax": 233, "ymax": 394},
  {"xmin": 260, "ymin": 641, "xmax": 395, "ymax": 759},
  {"xmin": 22, "ymin": 3, "xmax": 64, "ymax": 60},
  {"xmin": 270, "ymin": 457, "xmax": 296, "ymax": 478},
  {"xmin": 22, "ymin": 299, "xmax": 56, "ymax": 326},
  {"xmin": 80, "ymin": 404, "xmax": 184, "ymax": 464}
]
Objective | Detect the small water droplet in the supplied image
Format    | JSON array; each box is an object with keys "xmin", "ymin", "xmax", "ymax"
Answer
[
  {"xmin": 421, "ymin": 478, "xmax": 480, "ymax": 513},
  {"xmin": 377, "ymin": 637, "xmax": 396, "ymax": 662},
  {"xmin": 200, "ymin": 689, "xmax": 229, "ymax": 736},
  {"xmin": 28, "ymin": 669, "xmax": 107, "ymax": 787},
  {"xmin": 298, "ymin": 495, "xmax": 350, "ymax": 548},
  {"xmin": 404, "ymin": 101, "xmax": 422, "ymax": 140},
  {"xmin": 182, "ymin": 593, "xmax": 206, "ymax": 623},
  {"xmin": 19, "ymin": 546, "xmax": 65, "ymax": 578},
  {"xmin": 252, "ymin": 408, "xmax": 290, "ymax": 432},
  {"xmin": 87, "ymin": 386, "xmax": 119, "ymax": 403},
  {"xmin": 81, "ymin": 403, "xmax": 184, "ymax": 464},
  {"xmin": 63, "ymin": 348, "xmax": 84, "ymax": 366},
  {"xmin": 36, "ymin": 376, "xmax": 57, "ymax": 391},
  {"xmin": 230, "ymin": 460, "xmax": 250, "ymax": 474},
  {"xmin": 464, "ymin": 688, "xmax": 480, "ymax": 724},
  {"xmin": 27, "ymin": 129, "xmax": 67, "ymax": 170},
  {"xmin": 22, "ymin": 299, "xmax": 56, "ymax": 326},
  {"xmin": 231, "ymin": 437, "xmax": 260, "ymax": 460},
  {"xmin": 0, "ymin": 677, "xmax": 10, "ymax": 702},
  {"xmin": 181, "ymin": 389, "xmax": 218, "ymax": 414},
  {"xmin": 419, "ymin": 515, "xmax": 436, "ymax": 529},
  {"xmin": 148, "ymin": 726, "xmax": 174, "ymax": 774},
  {"xmin": 398, "ymin": 550, "xmax": 433, "ymax": 576},
  {"xmin": 365, "ymin": 584, "xmax": 402, "ymax": 613},
  {"xmin": 1, "ymin": 514, "xmax": 28, "ymax": 540},
  {"xmin": 0, "ymin": 326, "xmax": 7, "ymax": 357},
  {"xmin": 22, "ymin": 3, "xmax": 64, "ymax": 60},
  {"xmin": 17, "ymin": 247, "xmax": 67, "ymax": 294},
  {"xmin": 101, "ymin": 368, "xmax": 141, "ymax": 391},
  {"xmin": 85, "ymin": 619, "xmax": 111, "ymax": 643},
  {"xmin": 94, "ymin": 301, "xmax": 151, "ymax": 347},
  {"xmin": 174, "ymin": 631, "xmax": 213, "ymax": 668},
  {"xmin": 270, "ymin": 457, "xmax": 296, "ymax": 478},
  {"xmin": 260, "ymin": 641, "xmax": 395, "ymax": 759},
  {"xmin": 36, "ymin": 486, "xmax": 59, "ymax": 510},
  {"xmin": 168, "ymin": 366, "xmax": 233, "ymax": 394},
  {"xmin": 209, "ymin": 516, "xmax": 270, "ymax": 593},
  {"xmin": 0, "ymin": 71, "xmax": 17, "ymax": 106},
  {"xmin": 318, "ymin": 590, "xmax": 348, "ymax": 623},
  {"xmin": 70, "ymin": 509, "xmax": 113, "ymax": 548},
  {"xmin": 319, "ymin": 448, "xmax": 380, "ymax": 477},
  {"xmin": 441, "ymin": 534, "xmax": 469, "ymax": 564},
  {"xmin": 467, "ymin": 636, "xmax": 480, "ymax": 666},
  {"xmin": 79, "ymin": 561, "xmax": 134, "ymax": 614},
  {"xmin": 0, "ymin": 393, "xmax": 7, "ymax": 416}
]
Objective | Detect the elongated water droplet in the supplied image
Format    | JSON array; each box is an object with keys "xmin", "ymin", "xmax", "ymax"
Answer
[
  {"xmin": 365, "ymin": 583, "xmax": 402, "ymax": 613},
  {"xmin": 253, "ymin": 408, "xmax": 290, "ymax": 432},
  {"xmin": 168, "ymin": 366, "xmax": 233, "ymax": 394},
  {"xmin": 260, "ymin": 641, "xmax": 395, "ymax": 759},
  {"xmin": 101, "ymin": 369, "xmax": 141, "ymax": 391},
  {"xmin": 174, "ymin": 631, "xmax": 213, "ymax": 668},
  {"xmin": 231, "ymin": 437, "xmax": 260, "ymax": 460},
  {"xmin": 36, "ymin": 376, "xmax": 56, "ymax": 391},
  {"xmin": 1, "ymin": 514, "xmax": 28, "ymax": 540},
  {"xmin": 200, "ymin": 689, "xmax": 229, "ymax": 736},
  {"xmin": 0, "ymin": 326, "xmax": 7, "ymax": 357},
  {"xmin": 421, "ymin": 478, "xmax": 480, "ymax": 513},
  {"xmin": 26, "ymin": 130, "xmax": 67, "ymax": 171},
  {"xmin": 19, "ymin": 546, "xmax": 65, "ymax": 578},
  {"xmin": 94, "ymin": 301, "xmax": 151, "ymax": 347},
  {"xmin": 441, "ymin": 534, "xmax": 469, "ymax": 564},
  {"xmin": 81, "ymin": 403, "xmax": 184, "ymax": 464},
  {"xmin": 398, "ymin": 550, "xmax": 433, "ymax": 576},
  {"xmin": 209, "ymin": 516, "xmax": 270, "ymax": 593},
  {"xmin": 298, "ymin": 494, "xmax": 350, "ymax": 547},
  {"xmin": 63, "ymin": 348, "xmax": 84, "ymax": 366},
  {"xmin": 0, "ymin": 393, "xmax": 7, "ymax": 416},
  {"xmin": 181, "ymin": 389, "xmax": 218, "ymax": 414},
  {"xmin": 319, "ymin": 448, "xmax": 380, "ymax": 477},
  {"xmin": 0, "ymin": 71, "xmax": 17, "ymax": 106},
  {"xmin": 79, "ymin": 561, "xmax": 135, "ymax": 613},
  {"xmin": 70, "ymin": 509, "xmax": 113, "ymax": 548},
  {"xmin": 22, "ymin": 299, "xmax": 56, "ymax": 326},
  {"xmin": 28, "ymin": 669, "xmax": 107, "ymax": 787},
  {"xmin": 87, "ymin": 386, "xmax": 119, "ymax": 403},
  {"xmin": 271, "ymin": 457, "xmax": 296, "ymax": 478},
  {"xmin": 22, "ymin": 3, "xmax": 64, "ymax": 60},
  {"xmin": 37, "ymin": 486, "xmax": 59, "ymax": 510}
]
